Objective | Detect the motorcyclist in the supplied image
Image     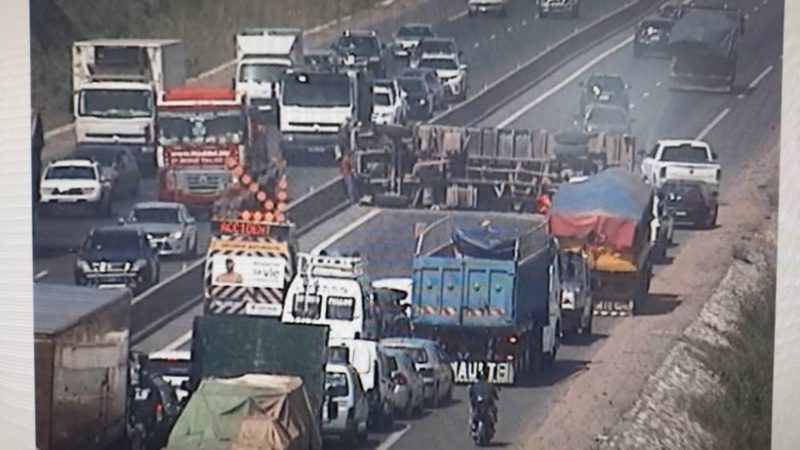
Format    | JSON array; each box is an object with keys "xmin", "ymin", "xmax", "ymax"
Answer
[{"xmin": 468, "ymin": 367, "xmax": 499, "ymax": 432}]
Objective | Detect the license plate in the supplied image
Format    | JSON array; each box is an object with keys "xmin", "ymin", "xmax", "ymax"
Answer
[
  {"xmin": 450, "ymin": 361, "xmax": 514, "ymax": 384},
  {"xmin": 675, "ymin": 211, "xmax": 688, "ymax": 217},
  {"xmin": 596, "ymin": 300, "xmax": 630, "ymax": 311}
]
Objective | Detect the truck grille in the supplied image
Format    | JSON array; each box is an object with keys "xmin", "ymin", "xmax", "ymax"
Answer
[{"xmin": 177, "ymin": 172, "xmax": 227, "ymax": 194}]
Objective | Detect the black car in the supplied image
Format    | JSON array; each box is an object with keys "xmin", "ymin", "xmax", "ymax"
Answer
[
  {"xmin": 633, "ymin": 17, "xmax": 673, "ymax": 58},
  {"xmin": 660, "ymin": 180, "xmax": 719, "ymax": 229},
  {"xmin": 130, "ymin": 371, "xmax": 183, "ymax": 450},
  {"xmin": 303, "ymin": 49, "xmax": 341, "ymax": 72},
  {"xmin": 333, "ymin": 30, "xmax": 387, "ymax": 77},
  {"xmin": 579, "ymin": 73, "xmax": 630, "ymax": 113},
  {"xmin": 397, "ymin": 76, "xmax": 435, "ymax": 120},
  {"xmin": 74, "ymin": 226, "xmax": 160, "ymax": 294}
]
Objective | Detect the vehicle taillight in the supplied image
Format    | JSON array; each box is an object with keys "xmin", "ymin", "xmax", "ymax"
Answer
[
  {"xmin": 393, "ymin": 373, "xmax": 408, "ymax": 386},
  {"xmin": 155, "ymin": 403, "xmax": 164, "ymax": 422}
]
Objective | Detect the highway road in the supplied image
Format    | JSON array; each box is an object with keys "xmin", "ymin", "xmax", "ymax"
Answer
[
  {"xmin": 36, "ymin": 0, "xmax": 783, "ymax": 447},
  {"xmin": 32, "ymin": 0, "xmax": 631, "ymax": 286},
  {"xmin": 140, "ymin": 0, "xmax": 784, "ymax": 447}
]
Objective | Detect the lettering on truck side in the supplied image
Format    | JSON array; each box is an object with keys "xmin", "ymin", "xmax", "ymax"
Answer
[{"xmin": 451, "ymin": 361, "xmax": 514, "ymax": 384}]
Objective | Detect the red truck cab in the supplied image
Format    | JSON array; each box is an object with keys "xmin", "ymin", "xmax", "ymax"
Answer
[{"xmin": 155, "ymin": 86, "xmax": 249, "ymax": 212}]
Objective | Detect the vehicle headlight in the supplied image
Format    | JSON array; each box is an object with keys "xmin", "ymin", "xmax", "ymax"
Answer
[
  {"xmin": 419, "ymin": 98, "xmax": 427, "ymax": 105},
  {"xmin": 172, "ymin": 231, "xmax": 184, "ymax": 239},
  {"xmin": 83, "ymin": 187, "xmax": 96, "ymax": 194},
  {"xmin": 76, "ymin": 259, "xmax": 91, "ymax": 272}
]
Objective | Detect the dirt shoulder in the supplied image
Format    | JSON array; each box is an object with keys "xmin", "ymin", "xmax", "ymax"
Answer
[{"xmin": 513, "ymin": 132, "xmax": 780, "ymax": 450}]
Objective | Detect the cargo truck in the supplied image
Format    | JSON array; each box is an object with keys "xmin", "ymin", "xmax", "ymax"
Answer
[
  {"xmin": 410, "ymin": 215, "xmax": 562, "ymax": 385},
  {"xmin": 668, "ymin": 4, "xmax": 745, "ymax": 93},
  {"xmin": 353, "ymin": 123, "xmax": 636, "ymax": 211},
  {"xmin": 234, "ymin": 28, "xmax": 304, "ymax": 118},
  {"xmin": 71, "ymin": 39, "xmax": 187, "ymax": 159},
  {"xmin": 34, "ymin": 283, "xmax": 137, "ymax": 450},
  {"xmin": 549, "ymin": 168, "xmax": 657, "ymax": 316}
]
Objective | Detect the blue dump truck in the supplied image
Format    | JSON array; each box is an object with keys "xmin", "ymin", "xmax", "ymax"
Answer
[{"xmin": 410, "ymin": 215, "xmax": 562, "ymax": 385}]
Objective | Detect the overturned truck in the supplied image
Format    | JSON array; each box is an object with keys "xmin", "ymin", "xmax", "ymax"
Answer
[
  {"xmin": 354, "ymin": 123, "xmax": 635, "ymax": 212},
  {"xmin": 668, "ymin": 4, "xmax": 745, "ymax": 93},
  {"xmin": 548, "ymin": 168, "xmax": 657, "ymax": 317}
]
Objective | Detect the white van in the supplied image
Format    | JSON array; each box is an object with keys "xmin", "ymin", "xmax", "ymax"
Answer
[
  {"xmin": 328, "ymin": 337, "xmax": 395, "ymax": 431},
  {"xmin": 282, "ymin": 254, "xmax": 380, "ymax": 340}
]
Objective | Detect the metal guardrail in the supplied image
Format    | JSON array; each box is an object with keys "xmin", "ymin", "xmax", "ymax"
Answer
[{"xmin": 130, "ymin": 0, "xmax": 663, "ymax": 344}]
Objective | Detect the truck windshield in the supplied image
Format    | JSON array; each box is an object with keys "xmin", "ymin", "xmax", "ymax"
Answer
[
  {"xmin": 292, "ymin": 293, "xmax": 322, "ymax": 319},
  {"xmin": 326, "ymin": 296, "xmax": 356, "ymax": 320},
  {"xmin": 660, "ymin": 145, "xmax": 711, "ymax": 163},
  {"xmin": 282, "ymin": 75, "xmax": 351, "ymax": 107},
  {"xmin": 45, "ymin": 166, "xmax": 96, "ymax": 180},
  {"xmin": 78, "ymin": 89, "xmax": 153, "ymax": 118},
  {"xmin": 157, "ymin": 109, "xmax": 245, "ymax": 146},
  {"xmin": 238, "ymin": 63, "xmax": 288, "ymax": 83}
]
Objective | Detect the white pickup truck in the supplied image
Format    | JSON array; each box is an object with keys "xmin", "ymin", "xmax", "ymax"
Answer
[{"xmin": 639, "ymin": 139, "xmax": 721, "ymax": 190}]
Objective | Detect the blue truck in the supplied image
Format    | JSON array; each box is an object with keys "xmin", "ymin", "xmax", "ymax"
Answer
[{"xmin": 410, "ymin": 215, "xmax": 562, "ymax": 385}]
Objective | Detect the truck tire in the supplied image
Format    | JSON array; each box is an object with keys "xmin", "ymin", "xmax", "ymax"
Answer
[
  {"xmin": 581, "ymin": 312, "xmax": 594, "ymax": 335},
  {"xmin": 706, "ymin": 205, "xmax": 719, "ymax": 229}
]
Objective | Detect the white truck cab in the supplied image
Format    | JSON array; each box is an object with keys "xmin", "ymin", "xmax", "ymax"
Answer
[
  {"xmin": 640, "ymin": 139, "xmax": 721, "ymax": 190},
  {"xmin": 282, "ymin": 253, "xmax": 379, "ymax": 340},
  {"xmin": 234, "ymin": 28, "xmax": 303, "ymax": 113}
]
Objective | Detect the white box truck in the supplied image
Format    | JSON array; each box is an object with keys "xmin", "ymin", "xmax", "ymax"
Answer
[
  {"xmin": 234, "ymin": 28, "xmax": 304, "ymax": 114},
  {"xmin": 71, "ymin": 39, "xmax": 187, "ymax": 152}
]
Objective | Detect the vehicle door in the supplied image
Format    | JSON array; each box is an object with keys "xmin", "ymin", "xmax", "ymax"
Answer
[{"xmin": 640, "ymin": 143, "xmax": 660, "ymax": 183}]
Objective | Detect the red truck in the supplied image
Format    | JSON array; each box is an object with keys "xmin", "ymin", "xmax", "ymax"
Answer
[{"xmin": 155, "ymin": 86, "xmax": 268, "ymax": 213}]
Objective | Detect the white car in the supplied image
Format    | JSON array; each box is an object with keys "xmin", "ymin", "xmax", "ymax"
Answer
[
  {"xmin": 417, "ymin": 53, "xmax": 468, "ymax": 103},
  {"xmin": 639, "ymin": 139, "xmax": 721, "ymax": 190},
  {"xmin": 125, "ymin": 201, "xmax": 200, "ymax": 258},
  {"xmin": 39, "ymin": 159, "xmax": 112, "ymax": 216},
  {"xmin": 380, "ymin": 337, "xmax": 454, "ymax": 408},
  {"xmin": 323, "ymin": 362, "xmax": 370, "ymax": 445},
  {"xmin": 392, "ymin": 23, "xmax": 435, "ymax": 59},
  {"xmin": 468, "ymin": 0, "xmax": 509, "ymax": 17},
  {"xmin": 371, "ymin": 84, "xmax": 405, "ymax": 125},
  {"xmin": 384, "ymin": 347, "xmax": 426, "ymax": 418}
]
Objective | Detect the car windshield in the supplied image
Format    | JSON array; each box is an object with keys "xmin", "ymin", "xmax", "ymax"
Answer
[
  {"xmin": 132, "ymin": 208, "xmax": 180, "ymax": 224},
  {"xmin": 588, "ymin": 107, "xmax": 627, "ymax": 126},
  {"xmin": 325, "ymin": 372, "xmax": 349, "ymax": 398},
  {"xmin": 238, "ymin": 62, "xmax": 288, "ymax": 83},
  {"xmin": 282, "ymin": 74, "xmax": 352, "ymax": 107},
  {"xmin": 45, "ymin": 166, "xmax": 96, "ymax": 180},
  {"xmin": 641, "ymin": 20, "xmax": 671, "ymax": 31},
  {"xmin": 419, "ymin": 41, "xmax": 454, "ymax": 54},
  {"xmin": 587, "ymin": 76, "xmax": 625, "ymax": 94},
  {"xmin": 398, "ymin": 25, "xmax": 433, "ymax": 38},
  {"xmin": 374, "ymin": 92, "xmax": 392, "ymax": 106},
  {"xmin": 560, "ymin": 253, "xmax": 585, "ymax": 282},
  {"xmin": 157, "ymin": 109, "xmax": 245, "ymax": 146},
  {"xmin": 419, "ymin": 58, "xmax": 458, "ymax": 71},
  {"xmin": 337, "ymin": 35, "xmax": 379, "ymax": 56},
  {"xmin": 85, "ymin": 230, "xmax": 141, "ymax": 252},
  {"xmin": 325, "ymin": 296, "xmax": 356, "ymax": 320},
  {"xmin": 398, "ymin": 78, "xmax": 426, "ymax": 94},
  {"xmin": 78, "ymin": 89, "xmax": 153, "ymax": 118},
  {"xmin": 388, "ymin": 345, "xmax": 428, "ymax": 364},
  {"xmin": 660, "ymin": 145, "xmax": 711, "ymax": 163}
]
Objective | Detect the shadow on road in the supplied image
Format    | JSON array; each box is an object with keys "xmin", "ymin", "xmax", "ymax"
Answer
[
  {"xmin": 638, "ymin": 293, "xmax": 680, "ymax": 316},
  {"xmin": 561, "ymin": 331, "xmax": 608, "ymax": 347}
]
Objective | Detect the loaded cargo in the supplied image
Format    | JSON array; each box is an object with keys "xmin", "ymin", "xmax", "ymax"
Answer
[
  {"xmin": 548, "ymin": 168, "xmax": 656, "ymax": 316},
  {"xmin": 410, "ymin": 213, "xmax": 561, "ymax": 385}
]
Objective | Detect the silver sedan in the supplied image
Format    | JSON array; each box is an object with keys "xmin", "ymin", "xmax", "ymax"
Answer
[{"xmin": 124, "ymin": 201, "xmax": 199, "ymax": 258}]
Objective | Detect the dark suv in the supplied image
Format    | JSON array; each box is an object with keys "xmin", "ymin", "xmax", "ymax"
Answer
[
  {"xmin": 579, "ymin": 73, "xmax": 630, "ymax": 113},
  {"xmin": 74, "ymin": 225, "xmax": 160, "ymax": 294},
  {"xmin": 333, "ymin": 30, "xmax": 387, "ymax": 77},
  {"xmin": 634, "ymin": 17, "xmax": 673, "ymax": 58},
  {"xmin": 660, "ymin": 180, "xmax": 719, "ymax": 229}
]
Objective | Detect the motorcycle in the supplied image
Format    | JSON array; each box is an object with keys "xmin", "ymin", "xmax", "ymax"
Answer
[{"xmin": 470, "ymin": 394, "xmax": 495, "ymax": 446}]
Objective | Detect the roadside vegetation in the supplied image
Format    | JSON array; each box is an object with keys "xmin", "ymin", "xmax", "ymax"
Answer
[
  {"xmin": 31, "ymin": 0, "xmax": 380, "ymax": 129},
  {"xmin": 687, "ymin": 262, "xmax": 775, "ymax": 450}
]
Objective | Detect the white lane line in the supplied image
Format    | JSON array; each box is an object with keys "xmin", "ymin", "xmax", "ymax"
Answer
[
  {"xmin": 655, "ymin": 81, "xmax": 662, "ymax": 87},
  {"xmin": 642, "ymin": 92, "xmax": 650, "ymax": 98},
  {"xmin": 490, "ymin": 34, "xmax": 497, "ymax": 40},
  {"xmin": 448, "ymin": 10, "xmax": 468, "ymax": 22},
  {"xmin": 311, "ymin": 209, "xmax": 381, "ymax": 255},
  {"xmin": 496, "ymin": 36, "xmax": 634, "ymax": 127},
  {"xmin": 34, "ymin": 270, "xmax": 48, "ymax": 281},
  {"xmin": 696, "ymin": 108, "xmax": 731, "ymax": 141},
  {"xmin": 375, "ymin": 424, "xmax": 412, "ymax": 450},
  {"xmin": 507, "ymin": 26, "xmax": 513, "ymax": 32},
  {"xmin": 160, "ymin": 330, "xmax": 193, "ymax": 352},
  {"xmin": 748, "ymin": 65, "xmax": 774, "ymax": 90},
  {"xmin": 737, "ymin": 93, "xmax": 746, "ymax": 99},
  {"xmin": 522, "ymin": 19, "xmax": 528, "ymax": 26},
  {"xmin": 630, "ymin": 103, "xmax": 636, "ymax": 109},
  {"xmin": 475, "ymin": 42, "xmax": 480, "ymax": 48},
  {"xmin": 753, "ymin": 6, "xmax": 759, "ymax": 12}
]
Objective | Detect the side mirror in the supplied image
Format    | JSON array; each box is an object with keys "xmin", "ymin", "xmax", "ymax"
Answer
[
  {"xmin": 711, "ymin": 152, "xmax": 719, "ymax": 160},
  {"xmin": 459, "ymin": 64, "xmax": 467, "ymax": 71},
  {"xmin": 186, "ymin": 216, "xmax": 195, "ymax": 224}
]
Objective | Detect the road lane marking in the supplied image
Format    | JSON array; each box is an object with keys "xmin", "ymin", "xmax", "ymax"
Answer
[
  {"xmin": 490, "ymin": 34, "xmax": 497, "ymax": 40},
  {"xmin": 375, "ymin": 424, "xmax": 412, "ymax": 450},
  {"xmin": 753, "ymin": 6, "xmax": 759, "ymax": 12},
  {"xmin": 475, "ymin": 42, "xmax": 480, "ymax": 48},
  {"xmin": 448, "ymin": 10, "xmax": 468, "ymax": 22},
  {"xmin": 522, "ymin": 19, "xmax": 528, "ymax": 25},
  {"xmin": 161, "ymin": 330, "xmax": 193, "ymax": 352},
  {"xmin": 311, "ymin": 209, "xmax": 381, "ymax": 255},
  {"xmin": 496, "ymin": 36, "xmax": 634, "ymax": 127},
  {"xmin": 696, "ymin": 108, "xmax": 731, "ymax": 140},
  {"xmin": 34, "ymin": 270, "xmax": 48, "ymax": 281},
  {"xmin": 643, "ymin": 92, "xmax": 650, "ymax": 98},
  {"xmin": 655, "ymin": 81, "xmax": 662, "ymax": 87},
  {"xmin": 507, "ymin": 26, "xmax": 513, "ymax": 32},
  {"xmin": 748, "ymin": 65, "xmax": 774, "ymax": 90}
]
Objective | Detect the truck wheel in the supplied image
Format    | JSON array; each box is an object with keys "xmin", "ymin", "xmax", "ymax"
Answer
[
  {"xmin": 707, "ymin": 205, "xmax": 719, "ymax": 229},
  {"xmin": 581, "ymin": 312, "xmax": 594, "ymax": 335}
]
